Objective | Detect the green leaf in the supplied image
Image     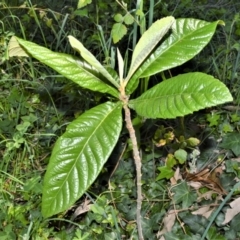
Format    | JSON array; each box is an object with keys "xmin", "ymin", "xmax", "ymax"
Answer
[
  {"xmin": 73, "ymin": 229, "xmax": 90, "ymax": 240},
  {"xmin": 126, "ymin": 16, "xmax": 175, "ymax": 82},
  {"xmin": 219, "ymin": 133, "xmax": 240, "ymax": 156},
  {"xmin": 117, "ymin": 48, "xmax": 124, "ymax": 83},
  {"xmin": 172, "ymin": 181, "xmax": 197, "ymax": 208},
  {"xmin": 16, "ymin": 121, "xmax": 31, "ymax": 134},
  {"xmin": 129, "ymin": 72, "xmax": 233, "ymax": 119},
  {"xmin": 225, "ymin": 160, "xmax": 240, "ymax": 176},
  {"xmin": 207, "ymin": 113, "xmax": 220, "ymax": 127},
  {"xmin": 230, "ymin": 213, "xmax": 240, "ymax": 231},
  {"xmin": 111, "ymin": 23, "xmax": 127, "ymax": 44},
  {"xmin": 174, "ymin": 149, "xmax": 187, "ymax": 164},
  {"xmin": 74, "ymin": 8, "xmax": 89, "ymax": 18},
  {"xmin": 77, "ymin": 0, "xmax": 92, "ymax": 9},
  {"xmin": 156, "ymin": 166, "xmax": 174, "ymax": 180},
  {"xmin": 90, "ymin": 204, "xmax": 105, "ymax": 215},
  {"xmin": 42, "ymin": 101, "xmax": 123, "ymax": 217},
  {"xmin": 127, "ymin": 19, "xmax": 222, "ymax": 94},
  {"xmin": 114, "ymin": 13, "xmax": 123, "ymax": 22},
  {"xmin": 15, "ymin": 38, "xmax": 119, "ymax": 98},
  {"xmin": 164, "ymin": 232, "xmax": 200, "ymax": 240},
  {"xmin": 207, "ymin": 227, "xmax": 226, "ymax": 240},
  {"xmin": 166, "ymin": 154, "xmax": 177, "ymax": 168},
  {"xmin": 68, "ymin": 36, "xmax": 119, "ymax": 87},
  {"xmin": 142, "ymin": 18, "xmax": 221, "ymax": 77},
  {"xmin": 230, "ymin": 113, "xmax": 240, "ymax": 122},
  {"xmin": 219, "ymin": 121, "xmax": 234, "ymax": 133},
  {"xmin": 180, "ymin": 214, "xmax": 208, "ymax": 235},
  {"xmin": 124, "ymin": 13, "xmax": 134, "ymax": 25},
  {"xmin": 186, "ymin": 137, "xmax": 200, "ymax": 147}
]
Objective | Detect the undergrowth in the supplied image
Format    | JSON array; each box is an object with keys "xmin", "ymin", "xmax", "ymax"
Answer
[{"xmin": 1, "ymin": 0, "xmax": 240, "ymax": 239}]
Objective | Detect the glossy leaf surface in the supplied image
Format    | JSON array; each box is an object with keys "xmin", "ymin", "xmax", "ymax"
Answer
[
  {"xmin": 16, "ymin": 38, "xmax": 119, "ymax": 98},
  {"xmin": 68, "ymin": 35, "xmax": 119, "ymax": 87},
  {"xmin": 129, "ymin": 72, "xmax": 233, "ymax": 119},
  {"xmin": 125, "ymin": 16, "xmax": 175, "ymax": 82},
  {"xmin": 117, "ymin": 48, "xmax": 124, "ymax": 83},
  {"xmin": 126, "ymin": 19, "xmax": 223, "ymax": 94},
  {"xmin": 42, "ymin": 101, "xmax": 123, "ymax": 217}
]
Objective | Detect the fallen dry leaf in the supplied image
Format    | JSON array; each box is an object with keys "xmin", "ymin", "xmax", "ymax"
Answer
[
  {"xmin": 71, "ymin": 199, "xmax": 93, "ymax": 221},
  {"xmin": 192, "ymin": 205, "xmax": 215, "ymax": 219},
  {"xmin": 188, "ymin": 181, "xmax": 202, "ymax": 190},
  {"xmin": 170, "ymin": 167, "xmax": 182, "ymax": 185},
  {"xmin": 222, "ymin": 197, "xmax": 240, "ymax": 225},
  {"xmin": 192, "ymin": 206, "xmax": 210, "ymax": 215},
  {"xmin": 157, "ymin": 210, "xmax": 176, "ymax": 238},
  {"xmin": 197, "ymin": 190, "xmax": 215, "ymax": 201},
  {"xmin": 185, "ymin": 166, "xmax": 227, "ymax": 195}
]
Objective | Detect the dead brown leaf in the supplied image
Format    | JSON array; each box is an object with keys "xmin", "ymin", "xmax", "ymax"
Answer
[
  {"xmin": 197, "ymin": 190, "xmax": 215, "ymax": 201},
  {"xmin": 192, "ymin": 206, "xmax": 215, "ymax": 219},
  {"xmin": 71, "ymin": 198, "xmax": 93, "ymax": 221},
  {"xmin": 184, "ymin": 166, "xmax": 227, "ymax": 195},
  {"xmin": 170, "ymin": 167, "xmax": 182, "ymax": 185},
  {"xmin": 222, "ymin": 197, "xmax": 240, "ymax": 225},
  {"xmin": 157, "ymin": 210, "xmax": 176, "ymax": 238}
]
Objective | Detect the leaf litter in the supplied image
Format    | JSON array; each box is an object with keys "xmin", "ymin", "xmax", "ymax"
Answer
[
  {"xmin": 222, "ymin": 197, "xmax": 240, "ymax": 225},
  {"xmin": 158, "ymin": 151, "xmax": 231, "ymax": 239}
]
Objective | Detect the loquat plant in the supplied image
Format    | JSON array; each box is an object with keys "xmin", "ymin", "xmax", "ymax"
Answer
[{"xmin": 8, "ymin": 16, "xmax": 233, "ymax": 239}]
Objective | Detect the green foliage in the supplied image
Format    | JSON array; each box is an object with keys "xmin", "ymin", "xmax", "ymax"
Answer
[
  {"xmin": 0, "ymin": 77, "xmax": 67, "ymax": 238},
  {"xmin": 153, "ymin": 125, "xmax": 200, "ymax": 180},
  {"xmin": 181, "ymin": 213, "xmax": 209, "ymax": 235},
  {"xmin": 68, "ymin": 35, "xmax": 119, "ymax": 87},
  {"xmin": 15, "ymin": 37, "xmax": 119, "ymax": 98},
  {"xmin": 0, "ymin": 30, "xmax": 14, "ymax": 64},
  {"xmin": 126, "ymin": 18, "xmax": 224, "ymax": 94},
  {"xmin": 42, "ymin": 102, "xmax": 122, "ymax": 217},
  {"xmin": 207, "ymin": 112, "xmax": 221, "ymax": 127},
  {"xmin": 111, "ymin": 6, "xmax": 135, "ymax": 43},
  {"xmin": 129, "ymin": 72, "xmax": 232, "ymax": 118},
  {"xmin": 10, "ymin": 16, "xmax": 233, "ymax": 220},
  {"xmin": 72, "ymin": 229, "xmax": 90, "ymax": 240},
  {"xmin": 4, "ymin": 1, "xmax": 240, "ymax": 238},
  {"xmin": 77, "ymin": 0, "xmax": 92, "ymax": 9},
  {"xmin": 174, "ymin": 149, "xmax": 188, "ymax": 164},
  {"xmin": 157, "ymin": 1, "xmax": 240, "ymax": 104},
  {"xmin": 0, "ymin": 13, "xmax": 98, "ymax": 236},
  {"xmin": 157, "ymin": 165, "xmax": 175, "ymax": 180},
  {"xmin": 206, "ymin": 226, "xmax": 227, "ymax": 240},
  {"xmin": 206, "ymin": 110, "xmax": 240, "ymax": 134},
  {"xmin": 111, "ymin": 21, "xmax": 127, "ymax": 44},
  {"xmin": 172, "ymin": 181, "xmax": 198, "ymax": 208},
  {"xmin": 220, "ymin": 133, "xmax": 240, "ymax": 156},
  {"xmin": 156, "ymin": 149, "xmax": 189, "ymax": 181},
  {"xmin": 126, "ymin": 16, "xmax": 175, "ymax": 82}
]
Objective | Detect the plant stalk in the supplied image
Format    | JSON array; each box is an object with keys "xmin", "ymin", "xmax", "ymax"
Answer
[{"xmin": 122, "ymin": 101, "xmax": 143, "ymax": 240}]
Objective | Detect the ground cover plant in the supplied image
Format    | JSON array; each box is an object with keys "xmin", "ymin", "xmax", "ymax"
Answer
[{"xmin": 2, "ymin": 0, "xmax": 240, "ymax": 239}]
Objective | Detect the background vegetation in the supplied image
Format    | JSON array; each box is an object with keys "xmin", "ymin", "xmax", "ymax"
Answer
[{"xmin": 1, "ymin": 0, "xmax": 240, "ymax": 239}]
